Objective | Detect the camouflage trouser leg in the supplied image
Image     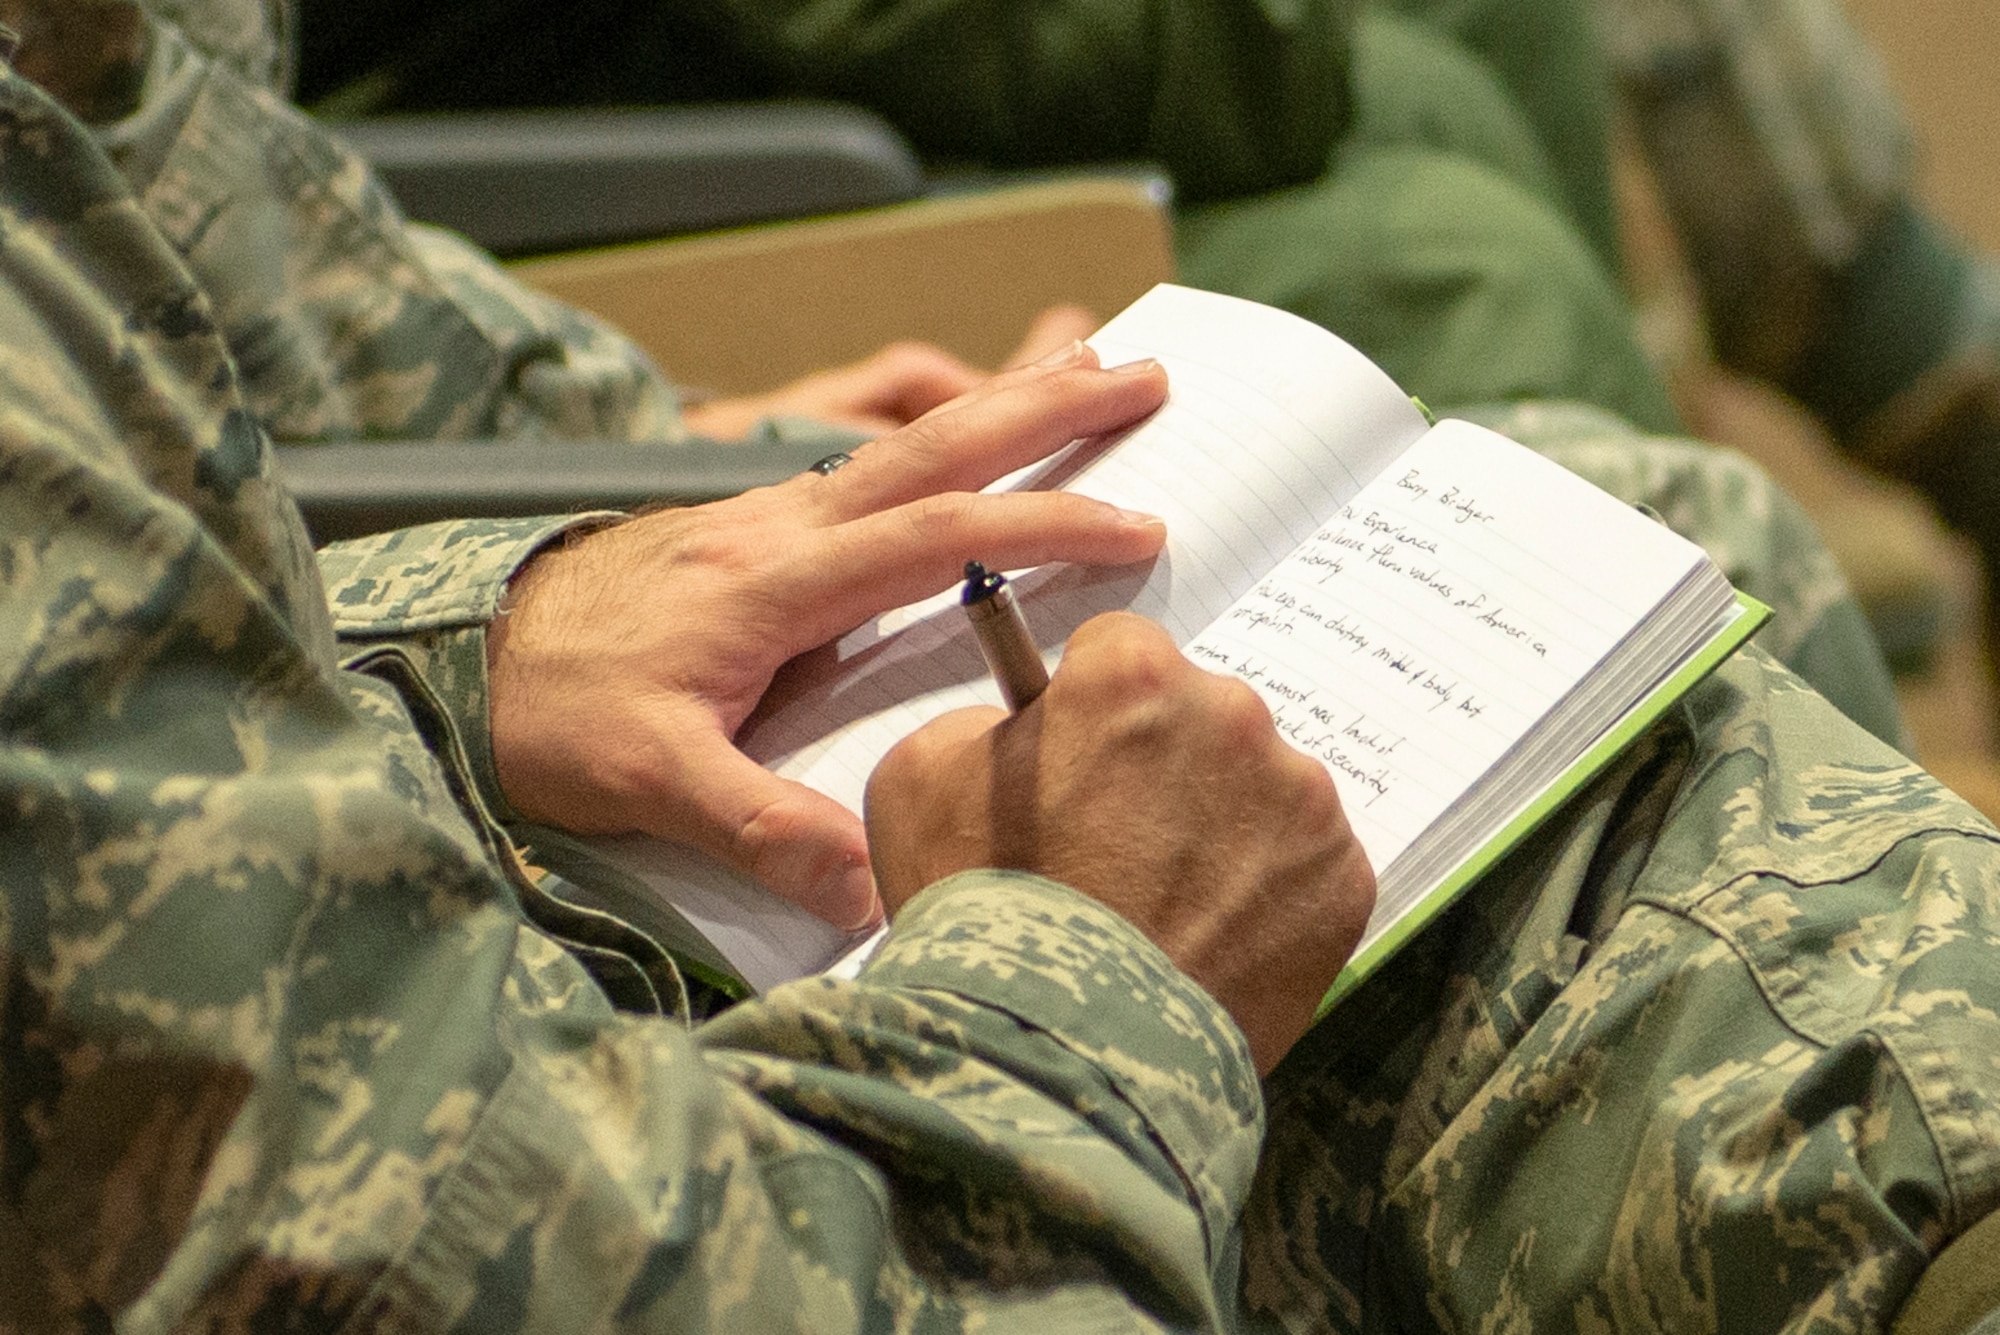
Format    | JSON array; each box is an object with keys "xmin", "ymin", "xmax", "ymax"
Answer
[
  {"xmin": 1240, "ymin": 636, "xmax": 2000, "ymax": 1335},
  {"xmin": 1237, "ymin": 413, "xmax": 2000, "ymax": 1335}
]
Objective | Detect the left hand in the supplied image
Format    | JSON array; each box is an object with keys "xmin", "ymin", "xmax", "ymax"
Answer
[{"xmin": 487, "ymin": 342, "xmax": 1167, "ymax": 930}]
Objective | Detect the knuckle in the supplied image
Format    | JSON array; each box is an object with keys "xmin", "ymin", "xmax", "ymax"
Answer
[
  {"xmin": 885, "ymin": 414, "xmax": 959, "ymax": 461},
  {"xmin": 1291, "ymin": 758, "xmax": 1343, "ymax": 825},
  {"xmin": 870, "ymin": 732, "xmax": 929, "ymax": 795},
  {"xmin": 1068, "ymin": 622, "xmax": 1178, "ymax": 698},
  {"xmin": 730, "ymin": 793, "xmax": 798, "ymax": 865},
  {"xmin": 898, "ymin": 490, "xmax": 979, "ymax": 544},
  {"xmin": 871, "ymin": 712, "xmax": 963, "ymax": 793},
  {"xmin": 1069, "ymin": 609, "xmax": 1169, "ymax": 658},
  {"xmin": 1210, "ymin": 674, "xmax": 1274, "ymax": 727}
]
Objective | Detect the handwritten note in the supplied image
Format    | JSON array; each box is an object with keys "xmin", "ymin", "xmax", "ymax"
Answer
[
  {"xmin": 575, "ymin": 286, "xmax": 1731, "ymax": 992},
  {"xmin": 733, "ymin": 284, "xmax": 1432, "ymax": 812},
  {"xmin": 1184, "ymin": 420, "xmax": 1707, "ymax": 875}
]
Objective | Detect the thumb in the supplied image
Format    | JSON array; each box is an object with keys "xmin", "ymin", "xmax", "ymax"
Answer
[{"xmin": 652, "ymin": 729, "xmax": 882, "ymax": 931}]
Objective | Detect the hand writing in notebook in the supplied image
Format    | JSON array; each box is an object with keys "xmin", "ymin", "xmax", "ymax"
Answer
[
  {"xmin": 629, "ymin": 286, "xmax": 1749, "ymax": 1006},
  {"xmin": 866, "ymin": 612, "xmax": 1376, "ymax": 1075},
  {"xmin": 485, "ymin": 343, "xmax": 1170, "ymax": 931}
]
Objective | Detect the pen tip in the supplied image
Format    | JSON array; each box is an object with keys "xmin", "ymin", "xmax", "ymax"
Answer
[{"xmin": 961, "ymin": 561, "xmax": 1005, "ymax": 604}]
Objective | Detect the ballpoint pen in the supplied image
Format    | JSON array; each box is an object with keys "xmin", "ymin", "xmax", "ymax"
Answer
[{"xmin": 961, "ymin": 561, "xmax": 1050, "ymax": 712}]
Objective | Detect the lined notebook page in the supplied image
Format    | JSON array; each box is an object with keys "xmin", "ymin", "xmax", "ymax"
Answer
[
  {"xmin": 578, "ymin": 285, "xmax": 1436, "ymax": 984},
  {"xmin": 735, "ymin": 284, "xmax": 1431, "ymax": 812},
  {"xmin": 1184, "ymin": 419, "xmax": 1711, "ymax": 875}
]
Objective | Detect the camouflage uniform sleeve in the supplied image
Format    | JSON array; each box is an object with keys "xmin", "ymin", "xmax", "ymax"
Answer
[
  {"xmin": 705, "ymin": 874, "xmax": 1263, "ymax": 1325},
  {"xmin": 26, "ymin": 0, "xmax": 687, "ymax": 443},
  {"xmin": 313, "ymin": 516, "xmax": 617, "ymax": 821},
  {"xmin": 355, "ymin": 871, "xmax": 1261, "ymax": 1333},
  {"xmin": 0, "ymin": 61, "xmax": 1260, "ymax": 1332},
  {"xmin": 1245, "ymin": 640, "xmax": 2000, "ymax": 1335},
  {"xmin": 1241, "ymin": 404, "xmax": 2000, "ymax": 1335}
]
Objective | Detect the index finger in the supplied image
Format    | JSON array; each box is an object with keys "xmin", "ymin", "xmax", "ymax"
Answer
[
  {"xmin": 786, "ymin": 354, "xmax": 1167, "ymax": 525},
  {"xmin": 777, "ymin": 489, "xmax": 1168, "ymax": 650}
]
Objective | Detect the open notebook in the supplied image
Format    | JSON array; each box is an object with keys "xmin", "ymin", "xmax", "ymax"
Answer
[{"xmin": 525, "ymin": 284, "xmax": 1766, "ymax": 1010}]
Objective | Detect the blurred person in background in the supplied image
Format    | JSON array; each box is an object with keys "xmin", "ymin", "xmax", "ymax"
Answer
[
  {"xmin": 300, "ymin": 0, "xmax": 2000, "ymax": 673},
  {"xmin": 1596, "ymin": 0, "xmax": 2000, "ymax": 664}
]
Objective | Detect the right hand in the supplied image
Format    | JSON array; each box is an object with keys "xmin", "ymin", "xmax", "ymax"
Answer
[{"xmin": 864, "ymin": 613, "xmax": 1377, "ymax": 1074}]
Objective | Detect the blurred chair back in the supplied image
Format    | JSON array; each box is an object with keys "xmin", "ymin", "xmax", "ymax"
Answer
[
  {"xmin": 512, "ymin": 176, "xmax": 1177, "ymax": 394},
  {"xmin": 285, "ymin": 109, "xmax": 1178, "ymax": 540},
  {"xmin": 334, "ymin": 104, "xmax": 923, "ymax": 254}
]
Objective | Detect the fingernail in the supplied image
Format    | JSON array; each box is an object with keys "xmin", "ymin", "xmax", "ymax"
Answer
[
  {"xmin": 812, "ymin": 860, "xmax": 882, "ymax": 932},
  {"xmin": 1033, "ymin": 340, "xmax": 1088, "ymax": 368},
  {"xmin": 1109, "ymin": 357, "xmax": 1162, "ymax": 376},
  {"xmin": 1119, "ymin": 508, "xmax": 1166, "ymax": 530}
]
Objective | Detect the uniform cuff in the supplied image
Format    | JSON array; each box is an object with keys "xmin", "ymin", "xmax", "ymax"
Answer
[
  {"xmin": 861, "ymin": 871, "xmax": 1265, "ymax": 1257},
  {"xmin": 319, "ymin": 514, "xmax": 615, "ymax": 820},
  {"xmin": 318, "ymin": 514, "xmax": 614, "ymax": 633}
]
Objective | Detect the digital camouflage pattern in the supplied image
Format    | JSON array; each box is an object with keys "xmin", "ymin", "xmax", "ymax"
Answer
[
  {"xmin": 0, "ymin": 34, "xmax": 1265, "ymax": 1332},
  {"xmin": 3, "ymin": 0, "xmax": 684, "ymax": 446},
  {"xmin": 1241, "ymin": 633, "xmax": 2000, "ymax": 1334},
  {"xmin": 1221, "ymin": 414, "xmax": 2000, "ymax": 1335},
  {"xmin": 5, "ymin": 1, "xmax": 2000, "ymax": 1332}
]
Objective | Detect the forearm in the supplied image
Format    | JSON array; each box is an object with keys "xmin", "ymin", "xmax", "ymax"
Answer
[
  {"xmin": 0, "ymin": 56, "xmax": 1266, "ymax": 1324},
  {"xmin": 6, "ymin": 456, "xmax": 1256, "ymax": 1329},
  {"xmin": 0, "ymin": 175, "xmax": 1250, "ymax": 1335},
  {"xmin": 8, "ymin": 672, "xmax": 1259, "ymax": 1327}
]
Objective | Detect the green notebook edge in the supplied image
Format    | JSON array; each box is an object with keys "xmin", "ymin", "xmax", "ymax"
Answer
[{"xmin": 1313, "ymin": 589, "xmax": 1774, "ymax": 1017}]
